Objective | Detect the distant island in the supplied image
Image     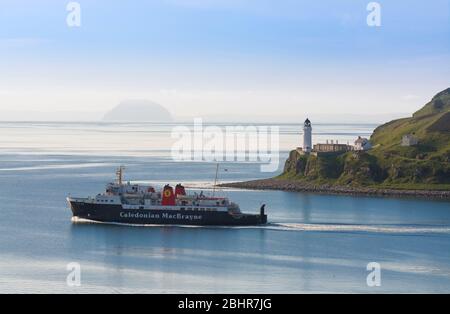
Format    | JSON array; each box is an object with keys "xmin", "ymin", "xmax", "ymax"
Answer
[
  {"xmin": 103, "ymin": 100, "xmax": 173, "ymax": 122},
  {"xmin": 222, "ymin": 88, "xmax": 450, "ymax": 199}
]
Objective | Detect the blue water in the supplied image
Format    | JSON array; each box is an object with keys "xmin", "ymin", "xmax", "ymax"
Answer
[{"xmin": 0, "ymin": 122, "xmax": 449, "ymax": 293}]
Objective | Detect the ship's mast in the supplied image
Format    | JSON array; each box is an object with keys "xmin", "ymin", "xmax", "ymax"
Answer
[
  {"xmin": 116, "ymin": 166, "xmax": 125, "ymax": 185},
  {"xmin": 212, "ymin": 163, "xmax": 219, "ymax": 197}
]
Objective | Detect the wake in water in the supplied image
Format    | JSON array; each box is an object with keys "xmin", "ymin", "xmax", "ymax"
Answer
[
  {"xmin": 71, "ymin": 217, "xmax": 450, "ymax": 234},
  {"xmin": 264, "ymin": 222, "xmax": 450, "ymax": 234}
]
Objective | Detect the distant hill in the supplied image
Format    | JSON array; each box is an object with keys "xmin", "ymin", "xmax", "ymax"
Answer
[
  {"xmin": 279, "ymin": 87, "xmax": 450, "ymax": 191},
  {"xmin": 103, "ymin": 100, "xmax": 173, "ymax": 122}
]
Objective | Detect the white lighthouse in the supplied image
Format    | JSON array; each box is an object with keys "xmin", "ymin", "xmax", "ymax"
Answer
[{"xmin": 303, "ymin": 118, "xmax": 312, "ymax": 153}]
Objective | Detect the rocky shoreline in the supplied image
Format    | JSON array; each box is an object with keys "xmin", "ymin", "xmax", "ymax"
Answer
[{"xmin": 220, "ymin": 179, "xmax": 450, "ymax": 199}]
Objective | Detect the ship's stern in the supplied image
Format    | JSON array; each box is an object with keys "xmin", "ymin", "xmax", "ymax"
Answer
[
  {"xmin": 260, "ymin": 204, "xmax": 268, "ymax": 224},
  {"xmin": 260, "ymin": 213, "xmax": 268, "ymax": 224}
]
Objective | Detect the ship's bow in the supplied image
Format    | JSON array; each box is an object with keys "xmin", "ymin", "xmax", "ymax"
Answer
[{"xmin": 67, "ymin": 197, "xmax": 88, "ymax": 217}]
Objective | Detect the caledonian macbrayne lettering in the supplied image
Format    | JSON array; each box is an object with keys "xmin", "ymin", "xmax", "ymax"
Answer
[{"xmin": 120, "ymin": 212, "xmax": 203, "ymax": 220}]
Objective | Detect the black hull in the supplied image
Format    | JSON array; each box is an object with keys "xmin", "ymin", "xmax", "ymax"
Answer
[{"xmin": 69, "ymin": 201, "xmax": 267, "ymax": 226}]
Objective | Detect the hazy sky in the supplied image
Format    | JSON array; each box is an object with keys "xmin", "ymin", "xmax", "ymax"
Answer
[{"xmin": 0, "ymin": 0, "xmax": 449, "ymax": 120}]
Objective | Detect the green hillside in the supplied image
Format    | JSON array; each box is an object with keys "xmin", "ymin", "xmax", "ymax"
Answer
[
  {"xmin": 280, "ymin": 88, "xmax": 450, "ymax": 190},
  {"xmin": 412, "ymin": 88, "xmax": 450, "ymax": 118}
]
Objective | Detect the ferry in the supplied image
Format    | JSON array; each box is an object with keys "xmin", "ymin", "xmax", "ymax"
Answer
[{"xmin": 67, "ymin": 167, "xmax": 267, "ymax": 226}]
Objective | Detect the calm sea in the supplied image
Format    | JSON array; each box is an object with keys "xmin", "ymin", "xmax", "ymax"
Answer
[{"xmin": 0, "ymin": 121, "xmax": 449, "ymax": 293}]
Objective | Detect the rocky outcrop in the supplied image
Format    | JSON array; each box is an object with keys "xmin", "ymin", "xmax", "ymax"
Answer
[{"xmin": 282, "ymin": 150, "xmax": 384, "ymax": 186}]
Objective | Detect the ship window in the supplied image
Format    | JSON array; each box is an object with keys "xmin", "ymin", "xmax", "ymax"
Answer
[
  {"xmin": 188, "ymin": 208, "xmax": 192, "ymax": 211},
  {"xmin": 181, "ymin": 207, "xmax": 185, "ymax": 211}
]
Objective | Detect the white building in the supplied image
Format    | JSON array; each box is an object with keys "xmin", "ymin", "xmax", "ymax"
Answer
[
  {"xmin": 401, "ymin": 134, "xmax": 418, "ymax": 146},
  {"xmin": 303, "ymin": 118, "xmax": 312, "ymax": 153},
  {"xmin": 354, "ymin": 136, "xmax": 372, "ymax": 151}
]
